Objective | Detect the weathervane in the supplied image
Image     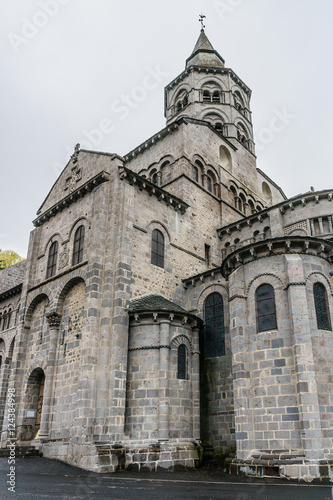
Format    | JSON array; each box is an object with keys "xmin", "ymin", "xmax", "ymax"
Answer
[{"xmin": 199, "ymin": 13, "xmax": 206, "ymax": 30}]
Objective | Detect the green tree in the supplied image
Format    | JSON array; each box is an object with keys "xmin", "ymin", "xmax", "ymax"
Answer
[{"xmin": 0, "ymin": 250, "xmax": 25, "ymax": 270}]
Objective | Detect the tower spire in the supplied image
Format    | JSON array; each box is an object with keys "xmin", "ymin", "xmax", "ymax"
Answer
[{"xmin": 186, "ymin": 23, "xmax": 225, "ymax": 69}]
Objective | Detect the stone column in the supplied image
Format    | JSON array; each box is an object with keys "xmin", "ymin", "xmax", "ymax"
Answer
[
  {"xmin": 229, "ymin": 266, "xmax": 254, "ymax": 460},
  {"xmin": 318, "ymin": 217, "xmax": 324, "ymax": 234},
  {"xmin": 191, "ymin": 325, "xmax": 200, "ymax": 441},
  {"xmin": 38, "ymin": 312, "xmax": 61, "ymax": 440},
  {"xmin": 310, "ymin": 219, "xmax": 315, "ymax": 236},
  {"xmin": 285, "ymin": 255, "xmax": 323, "ymax": 460},
  {"xmin": 158, "ymin": 319, "xmax": 170, "ymax": 442}
]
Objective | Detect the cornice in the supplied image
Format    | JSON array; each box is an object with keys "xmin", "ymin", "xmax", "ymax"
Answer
[
  {"xmin": 0, "ymin": 284, "xmax": 22, "ymax": 303},
  {"xmin": 222, "ymin": 236, "xmax": 333, "ymax": 279},
  {"xmin": 182, "ymin": 266, "xmax": 223, "ymax": 289},
  {"xmin": 278, "ymin": 191, "xmax": 333, "ymax": 215},
  {"xmin": 119, "ymin": 166, "xmax": 189, "ymax": 214},
  {"xmin": 217, "ymin": 212, "xmax": 270, "ymax": 238},
  {"xmin": 123, "ymin": 117, "xmax": 237, "ymax": 163},
  {"xmin": 33, "ymin": 171, "xmax": 110, "ymax": 227},
  {"xmin": 165, "ymin": 66, "xmax": 252, "ymax": 96},
  {"xmin": 128, "ymin": 309, "xmax": 202, "ymax": 328},
  {"xmin": 217, "ymin": 189, "xmax": 333, "ymax": 238}
]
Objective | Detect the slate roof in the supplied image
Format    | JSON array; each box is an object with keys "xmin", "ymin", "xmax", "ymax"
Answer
[
  {"xmin": 0, "ymin": 260, "xmax": 26, "ymax": 297},
  {"xmin": 186, "ymin": 29, "xmax": 225, "ymax": 68},
  {"xmin": 128, "ymin": 295, "xmax": 187, "ymax": 314}
]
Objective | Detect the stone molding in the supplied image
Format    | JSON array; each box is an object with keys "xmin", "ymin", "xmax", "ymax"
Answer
[
  {"xmin": 0, "ymin": 284, "xmax": 22, "ymax": 303},
  {"xmin": 165, "ymin": 65, "xmax": 251, "ymax": 96},
  {"xmin": 119, "ymin": 166, "xmax": 189, "ymax": 214},
  {"xmin": 33, "ymin": 171, "xmax": 110, "ymax": 227},
  {"xmin": 222, "ymin": 236, "xmax": 333, "ymax": 279},
  {"xmin": 182, "ymin": 267, "xmax": 223, "ymax": 288},
  {"xmin": 128, "ymin": 345, "xmax": 171, "ymax": 352},
  {"xmin": 128, "ymin": 310, "xmax": 202, "ymax": 329}
]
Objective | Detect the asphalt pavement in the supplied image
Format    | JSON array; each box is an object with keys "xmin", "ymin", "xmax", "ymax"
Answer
[{"xmin": 0, "ymin": 457, "xmax": 332, "ymax": 500}]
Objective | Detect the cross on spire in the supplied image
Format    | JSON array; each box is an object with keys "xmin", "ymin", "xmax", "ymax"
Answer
[{"xmin": 199, "ymin": 13, "xmax": 206, "ymax": 30}]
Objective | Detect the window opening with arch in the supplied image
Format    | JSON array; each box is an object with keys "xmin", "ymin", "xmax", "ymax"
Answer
[
  {"xmin": 73, "ymin": 225, "xmax": 85, "ymax": 266},
  {"xmin": 256, "ymin": 284, "xmax": 277, "ymax": 332},
  {"xmin": 314, "ymin": 282, "xmax": 331, "ymax": 331},
  {"xmin": 152, "ymin": 172, "xmax": 159, "ymax": 186},
  {"xmin": 204, "ymin": 292, "xmax": 225, "ymax": 357},
  {"xmin": 193, "ymin": 165, "xmax": 199, "ymax": 182},
  {"xmin": 46, "ymin": 241, "xmax": 58, "ymax": 279},
  {"xmin": 177, "ymin": 344, "xmax": 187, "ymax": 379},
  {"xmin": 151, "ymin": 229, "xmax": 164, "ymax": 268}
]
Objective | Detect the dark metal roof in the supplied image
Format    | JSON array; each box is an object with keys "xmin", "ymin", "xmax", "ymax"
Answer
[{"xmin": 128, "ymin": 295, "xmax": 187, "ymax": 314}]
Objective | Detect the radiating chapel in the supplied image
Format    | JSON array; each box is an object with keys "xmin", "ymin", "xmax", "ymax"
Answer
[{"xmin": 1, "ymin": 28, "xmax": 333, "ymax": 481}]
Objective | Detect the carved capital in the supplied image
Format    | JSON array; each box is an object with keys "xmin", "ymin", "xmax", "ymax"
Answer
[{"xmin": 46, "ymin": 312, "xmax": 61, "ymax": 328}]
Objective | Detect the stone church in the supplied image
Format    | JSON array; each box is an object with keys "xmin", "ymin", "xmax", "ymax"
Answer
[{"xmin": 1, "ymin": 28, "xmax": 333, "ymax": 481}]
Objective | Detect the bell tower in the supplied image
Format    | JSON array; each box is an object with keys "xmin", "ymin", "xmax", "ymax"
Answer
[{"xmin": 164, "ymin": 28, "xmax": 255, "ymax": 155}]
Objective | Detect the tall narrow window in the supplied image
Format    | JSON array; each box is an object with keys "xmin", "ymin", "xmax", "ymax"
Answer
[
  {"xmin": 151, "ymin": 229, "xmax": 164, "ymax": 268},
  {"xmin": 177, "ymin": 344, "xmax": 187, "ymax": 379},
  {"xmin": 46, "ymin": 241, "xmax": 58, "ymax": 279},
  {"xmin": 205, "ymin": 244, "xmax": 211, "ymax": 266},
  {"xmin": 314, "ymin": 282, "xmax": 331, "ymax": 331},
  {"xmin": 256, "ymin": 284, "xmax": 277, "ymax": 332},
  {"xmin": 73, "ymin": 225, "xmax": 85, "ymax": 266},
  {"xmin": 193, "ymin": 166, "xmax": 199, "ymax": 182},
  {"xmin": 152, "ymin": 173, "xmax": 159, "ymax": 186},
  {"xmin": 207, "ymin": 176, "xmax": 212, "ymax": 193},
  {"xmin": 204, "ymin": 293, "xmax": 225, "ymax": 357},
  {"xmin": 203, "ymin": 90, "xmax": 211, "ymax": 102},
  {"xmin": 6, "ymin": 309, "xmax": 11, "ymax": 330}
]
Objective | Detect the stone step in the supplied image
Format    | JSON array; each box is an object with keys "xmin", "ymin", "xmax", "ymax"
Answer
[{"xmin": 0, "ymin": 446, "xmax": 42, "ymax": 458}]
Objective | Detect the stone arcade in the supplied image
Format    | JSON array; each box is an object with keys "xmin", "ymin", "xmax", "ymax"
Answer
[{"xmin": 1, "ymin": 29, "xmax": 333, "ymax": 481}]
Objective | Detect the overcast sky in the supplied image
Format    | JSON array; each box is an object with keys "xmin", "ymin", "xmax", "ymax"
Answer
[{"xmin": 1, "ymin": 0, "xmax": 333, "ymax": 257}]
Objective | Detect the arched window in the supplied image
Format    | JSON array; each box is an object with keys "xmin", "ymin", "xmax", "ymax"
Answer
[
  {"xmin": 151, "ymin": 229, "xmax": 164, "ymax": 268},
  {"xmin": 215, "ymin": 122, "xmax": 223, "ymax": 133},
  {"xmin": 204, "ymin": 292, "xmax": 225, "ymax": 357},
  {"xmin": 6, "ymin": 309, "xmax": 11, "ymax": 330},
  {"xmin": 248, "ymin": 199, "xmax": 255, "ymax": 214},
  {"xmin": 73, "ymin": 226, "xmax": 85, "ymax": 266},
  {"xmin": 239, "ymin": 193, "xmax": 246, "ymax": 214},
  {"xmin": 213, "ymin": 90, "xmax": 220, "ymax": 102},
  {"xmin": 195, "ymin": 160, "xmax": 204, "ymax": 185},
  {"xmin": 256, "ymin": 284, "xmax": 277, "ymax": 332},
  {"xmin": 206, "ymin": 176, "xmax": 212, "ymax": 193},
  {"xmin": 46, "ymin": 241, "xmax": 58, "ymax": 279},
  {"xmin": 183, "ymin": 94, "xmax": 189, "ymax": 107},
  {"xmin": 193, "ymin": 165, "xmax": 199, "ymax": 182},
  {"xmin": 314, "ymin": 283, "xmax": 331, "ymax": 331},
  {"xmin": 152, "ymin": 172, "xmax": 159, "ymax": 186},
  {"xmin": 177, "ymin": 344, "xmax": 187, "ymax": 379},
  {"xmin": 203, "ymin": 90, "xmax": 211, "ymax": 102}
]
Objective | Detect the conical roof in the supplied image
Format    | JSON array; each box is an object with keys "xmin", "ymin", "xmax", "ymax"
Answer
[{"xmin": 186, "ymin": 30, "xmax": 225, "ymax": 69}]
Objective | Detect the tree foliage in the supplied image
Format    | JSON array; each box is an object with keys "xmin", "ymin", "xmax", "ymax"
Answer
[{"xmin": 0, "ymin": 250, "xmax": 25, "ymax": 270}]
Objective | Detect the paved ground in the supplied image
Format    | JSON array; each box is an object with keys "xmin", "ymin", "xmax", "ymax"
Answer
[{"xmin": 0, "ymin": 458, "xmax": 332, "ymax": 499}]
